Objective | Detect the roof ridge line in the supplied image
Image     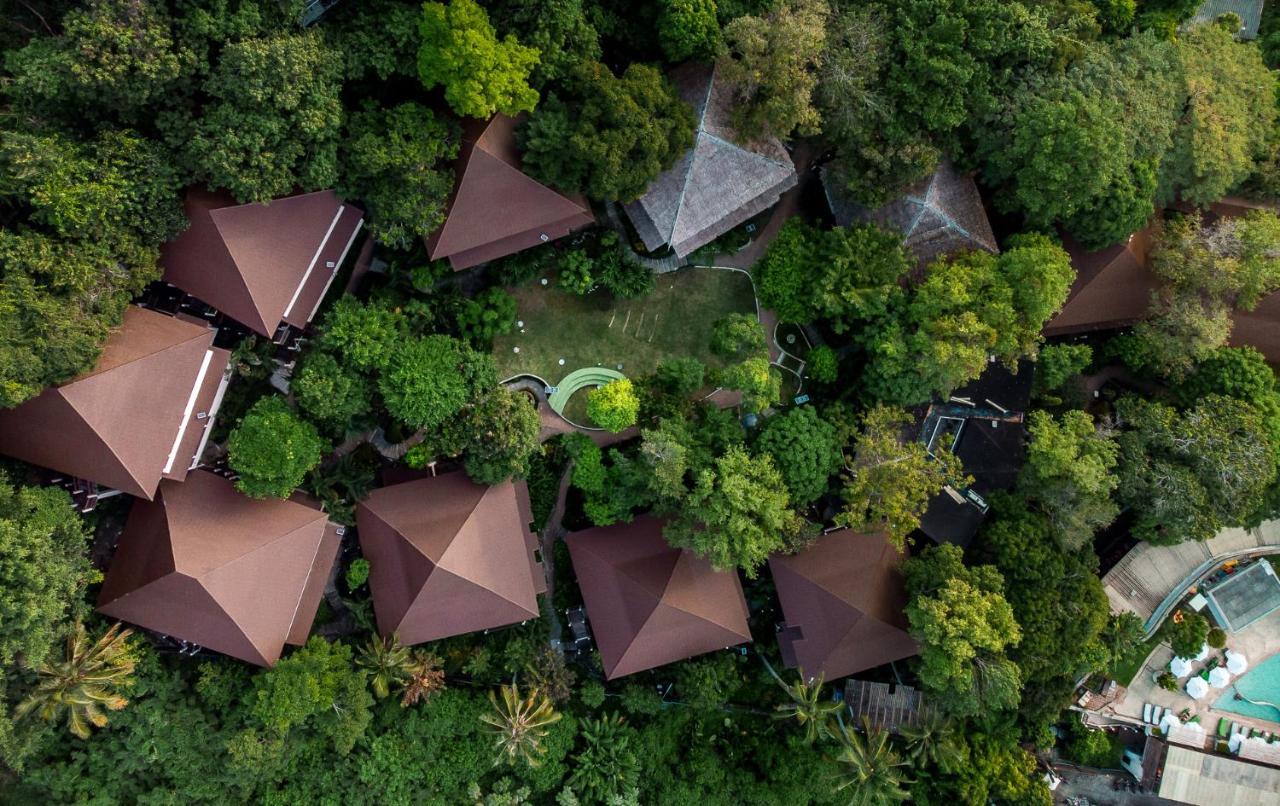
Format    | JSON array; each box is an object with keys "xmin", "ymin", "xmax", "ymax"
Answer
[
  {"xmin": 698, "ymin": 130, "xmax": 793, "ymax": 171},
  {"xmin": 209, "ymin": 212, "xmax": 276, "ymax": 334},
  {"xmin": 185, "ymin": 506, "xmax": 328, "ymax": 574},
  {"xmin": 196, "ymin": 573, "xmax": 272, "ymax": 665},
  {"xmin": 660, "ymin": 68, "xmax": 718, "ymax": 243}
]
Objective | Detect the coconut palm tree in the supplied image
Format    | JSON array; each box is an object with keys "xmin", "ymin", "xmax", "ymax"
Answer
[
  {"xmin": 761, "ymin": 656, "xmax": 842, "ymax": 743},
  {"xmin": 830, "ymin": 716, "xmax": 911, "ymax": 806},
  {"xmin": 400, "ymin": 650, "xmax": 446, "ymax": 707},
  {"xmin": 357, "ymin": 633, "xmax": 413, "ymax": 699},
  {"xmin": 16, "ymin": 622, "xmax": 136, "ymax": 739},
  {"xmin": 480, "ymin": 683, "xmax": 563, "ymax": 767},
  {"xmin": 899, "ymin": 707, "xmax": 963, "ymax": 774}
]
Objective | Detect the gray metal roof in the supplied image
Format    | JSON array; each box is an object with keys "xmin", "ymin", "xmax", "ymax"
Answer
[{"xmin": 1190, "ymin": 0, "xmax": 1264, "ymax": 39}]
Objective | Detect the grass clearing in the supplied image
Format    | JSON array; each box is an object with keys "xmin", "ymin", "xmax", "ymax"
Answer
[{"xmin": 493, "ymin": 267, "xmax": 758, "ymax": 386}]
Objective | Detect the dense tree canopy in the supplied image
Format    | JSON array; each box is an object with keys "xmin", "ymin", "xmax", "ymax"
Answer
[
  {"xmin": 379, "ymin": 336, "xmax": 498, "ymax": 431},
  {"xmin": 863, "ymin": 234, "xmax": 1073, "ymax": 404},
  {"xmin": 521, "ymin": 61, "xmax": 696, "ymax": 201},
  {"xmin": 754, "ymin": 406, "xmax": 842, "ymax": 505},
  {"xmin": 1017, "ymin": 410, "xmax": 1119, "ymax": 550},
  {"xmin": 417, "ymin": 0, "xmax": 540, "ymax": 119},
  {"xmin": 1116, "ymin": 394, "xmax": 1277, "ymax": 544}
]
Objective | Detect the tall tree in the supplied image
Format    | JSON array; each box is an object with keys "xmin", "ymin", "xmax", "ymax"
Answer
[
  {"xmin": 663, "ymin": 445, "xmax": 803, "ymax": 576},
  {"xmin": 378, "ymin": 336, "xmax": 498, "ymax": 431},
  {"xmin": 1116, "ymin": 394, "xmax": 1277, "ymax": 544},
  {"xmin": 658, "ymin": 0, "xmax": 722, "ymax": 61},
  {"xmin": 830, "ymin": 718, "xmax": 911, "ymax": 806},
  {"xmin": 1160, "ymin": 23, "xmax": 1275, "ymax": 206},
  {"xmin": 182, "ymin": 31, "xmax": 343, "ymax": 203},
  {"xmin": 418, "ymin": 0, "xmax": 540, "ymax": 119},
  {"xmin": 480, "ymin": 683, "xmax": 563, "ymax": 768},
  {"xmin": 0, "ymin": 476, "xmax": 94, "ymax": 671},
  {"xmin": 338, "ymin": 102, "xmax": 457, "ymax": 250},
  {"xmin": 863, "ymin": 234, "xmax": 1073, "ymax": 404},
  {"xmin": 1017, "ymin": 410, "xmax": 1120, "ymax": 550},
  {"xmin": 837, "ymin": 405, "xmax": 968, "ymax": 547},
  {"xmin": 520, "ymin": 61, "xmax": 696, "ymax": 201},
  {"xmin": 902, "ymin": 545, "xmax": 1022, "ymax": 718},
  {"xmin": 227, "ymin": 396, "xmax": 329, "ymax": 499},
  {"xmin": 755, "ymin": 406, "xmax": 843, "ymax": 505},
  {"xmin": 754, "ymin": 220, "xmax": 911, "ymax": 332},
  {"xmin": 16, "ymin": 622, "xmax": 135, "ymax": 740},
  {"xmin": 718, "ymin": 0, "xmax": 829, "ymax": 140}
]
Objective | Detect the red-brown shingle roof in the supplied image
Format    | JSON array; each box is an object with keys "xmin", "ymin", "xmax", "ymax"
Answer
[
  {"xmin": 97, "ymin": 471, "xmax": 341, "ymax": 666},
  {"xmin": 565, "ymin": 515, "xmax": 752, "ymax": 679},
  {"xmin": 160, "ymin": 188, "xmax": 364, "ymax": 335},
  {"xmin": 426, "ymin": 115, "xmax": 594, "ymax": 271},
  {"xmin": 1043, "ymin": 226, "xmax": 1157, "ymax": 337},
  {"xmin": 356, "ymin": 473, "xmax": 545, "ymax": 645},
  {"xmin": 770, "ymin": 529, "xmax": 917, "ymax": 680},
  {"xmin": 0, "ymin": 307, "xmax": 230, "ymax": 499}
]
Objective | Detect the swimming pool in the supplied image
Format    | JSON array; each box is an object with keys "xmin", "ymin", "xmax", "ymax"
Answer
[{"xmin": 1213, "ymin": 652, "xmax": 1280, "ymax": 722}]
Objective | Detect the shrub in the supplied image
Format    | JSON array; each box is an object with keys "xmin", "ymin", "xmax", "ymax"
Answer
[
  {"xmin": 710, "ymin": 313, "xmax": 766, "ymax": 360},
  {"xmin": 1207, "ymin": 627, "xmax": 1227, "ymax": 649},
  {"xmin": 292, "ymin": 351, "xmax": 371, "ymax": 433},
  {"xmin": 587, "ymin": 379, "xmax": 640, "ymax": 432},
  {"xmin": 1157, "ymin": 671, "xmax": 1178, "ymax": 691},
  {"xmin": 456, "ymin": 287, "xmax": 516, "ymax": 346},
  {"xmin": 346, "ymin": 558, "xmax": 370, "ymax": 589},
  {"xmin": 578, "ymin": 681, "xmax": 607, "ymax": 709},
  {"xmin": 806, "ymin": 345, "xmax": 838, "ymax": 384},
  {"xmin": 558, "ymin": 250, "xmax": 594, "ymax": 295}
]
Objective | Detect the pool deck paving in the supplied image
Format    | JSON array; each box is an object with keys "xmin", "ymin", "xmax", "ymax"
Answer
[{"xmin": 1103, "ymin": 608, "xmax": 1280, "ymax": 744}]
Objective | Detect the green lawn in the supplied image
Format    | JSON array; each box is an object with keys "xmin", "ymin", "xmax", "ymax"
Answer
[{"xmin": 493, "ymin": 267, "xmax": 758, "ymax": 387}]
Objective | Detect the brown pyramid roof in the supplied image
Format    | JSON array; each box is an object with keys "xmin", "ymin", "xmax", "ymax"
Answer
[
  {"xmin": 97, "ymin": 471, "xmax": 341, "ymax": 666},
  {"xmin": 355, "ymin": 473, "xmax": 545, "ymax": 645},
  {"xmin": 624, "ymin": 63, "xmax": 797, "ymax": 258},
  {"xmin": 1043, "ymin": 226, "xmax": 1157, "ymax": 337},
  {"xmin": 0, "ymin": 307, "xmax": 230, "ymax": 499},
  {"xmin": 426, "ymin": 115, "xmax": 594, "ymax": 271},
  {"xmin": 160, "ymin": 188, "xmax": 364, "ymax": 335},
  {"xmin": 770, "ymin": 529, "xmax": 917, "ymax": 680},
  {"xmin": 824, "ymin": 160, "xmax": 998, "ymax": 268},
  {"xmin": 565, "ymin": 515, "xmax": 752, "ymax": 679}
]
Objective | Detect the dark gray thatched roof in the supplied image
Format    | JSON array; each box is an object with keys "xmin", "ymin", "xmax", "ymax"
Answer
[
  {"xmin": 624, "ymin": 63, "xmax": 797, "ymax": 258},
  {"xmin": 824, "ymin": 160, "xmax": 998, "ymax": 267}
]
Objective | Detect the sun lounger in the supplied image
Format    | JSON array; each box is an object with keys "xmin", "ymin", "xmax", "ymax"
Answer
[
  {"xmin": 1144, "ymin": 703, "xmax": 1153, "ymax": 723},
  {"xmin": 1218, "ymin": 717, "xmax": 1231, "ymax": 738}
]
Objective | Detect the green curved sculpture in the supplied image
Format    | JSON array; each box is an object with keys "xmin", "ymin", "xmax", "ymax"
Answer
[{"xmin": 547, "ymin": 367, "xmax": 626, "ymax": 414}]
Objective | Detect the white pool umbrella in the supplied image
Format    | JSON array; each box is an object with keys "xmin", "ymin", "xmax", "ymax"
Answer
[
  {"xmin": 1193, "ymin": 644, "xmax": 1211, "ymax": 662},
  {"xmin": 1209, "ymin": 667, "xmax": 1231, "ymax": 688},
  {"xmin": 1159, "ymin": 712, "xmax": 1181, "ymax": 735},
  {"xmin": 1227, "ymin": 651, "xmax": 1248, "ymax": 675},
  {"xmin": 1170, "ymin": 657, "xmax": 1193, "ymax": 677},
  {"xmin": 1187, "ymin": 676, "xmax": 1209, "ymax": 699}
]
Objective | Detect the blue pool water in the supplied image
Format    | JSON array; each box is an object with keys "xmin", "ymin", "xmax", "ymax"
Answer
[{"xmin": 1213, "ymin": 652, "xmax": 1280, "ymax": 722}]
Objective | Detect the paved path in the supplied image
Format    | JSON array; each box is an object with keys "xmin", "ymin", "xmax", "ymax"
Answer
[
  {"xmin": 1102, "ymin": 522, "xmax": 1280, "ymax": 635},
  {"xmin": 538, "ymin": 465, "xmax": 574, "ymax": 650}
]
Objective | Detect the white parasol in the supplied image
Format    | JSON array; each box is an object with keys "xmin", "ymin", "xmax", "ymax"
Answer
[
  {"xmin": 1193, "ymin": 644, "xmax": 1211, "ymax": 662},
  {"xmin": 1187, "ymin": 676, "xmax": 1209, "ymax": 699},
  {"xmin": 1209, "ymin": 667, "xmax": 1231, "ymax": 689},
  {"xmin": 1170, "ymin": 657, "xmax": 1193, "ymax": 677},
  {"xmin": 1227, "ymin": 651, "xmax": 1248, "ymax": 675}
]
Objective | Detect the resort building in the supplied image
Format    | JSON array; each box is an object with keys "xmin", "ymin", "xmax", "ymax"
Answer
[
  {"xmin": 97, "ymin": 471, "xmax": 341, "ymax": 666},
  {"xmin": 160, "ymin": 187, "xmax": 364, "ymax": 337},
  {"xmin": 916, "ymin": 361, "xmax": 1032, "ymax": 547},
  {"xmin": 1042, "ymin": 226, "xmax": 1157, "ymax": 337},
  {"xmin": 824, "ymin": 159, "xmax": 998, "ymax": 269},
  {"xmin": 1189, "ymin": 0, "xmax": 1264, "ymax": 39},
  {"xmin": 565, "ymin": 515, "xmax": 752, "ymax": 679},
  {"xmin": 770, "ymin": 529, "xmax": 917, "ymax": 680},
  {"xmin": 624, "ymin": 63, "xmax": 797, "ymax": 259},
  {"xmin": 1134, "ymin": 737, "xmax": 1280, "ymax": 805},
  {"xmin": 0, "ymin": 307, "xmax": 230, "ymax": 500},
  {"xmin": 426, "ymin": 114, "xmax": 595, "ymax": 271},
  {"xmin": 355, "ymin": 473, "xmax": 545, "ymax": 645}
]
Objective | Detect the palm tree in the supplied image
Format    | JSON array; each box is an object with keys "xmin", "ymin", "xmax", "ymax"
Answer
[
  {"xmin": 761, "ymin": 656, "xmax": 842, "ymax": 743},
  {"xmin": 357, "ymin": 633, "xmax": 412, "ymax": 699},
  {"xmin": 16, "ymin": 622, "xmax": 136, "ymax": 739},
  {"xmin": 400, "ymin": 650, "xmax": 446, "ymax": 707},
  {"xmin": 830, "ymin": 716, "xmax": 911, "ymax": 806},
  {"xmin": 479, "ymin": 683, "xmax": 563, "ymax": 767},
  {"xmin": 899, "ymin": 707, "xmax": 963, "ymax": 774},
  {"xmin": 567, "ymin": 714, "xmax": 640, "ymax": 802}
]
